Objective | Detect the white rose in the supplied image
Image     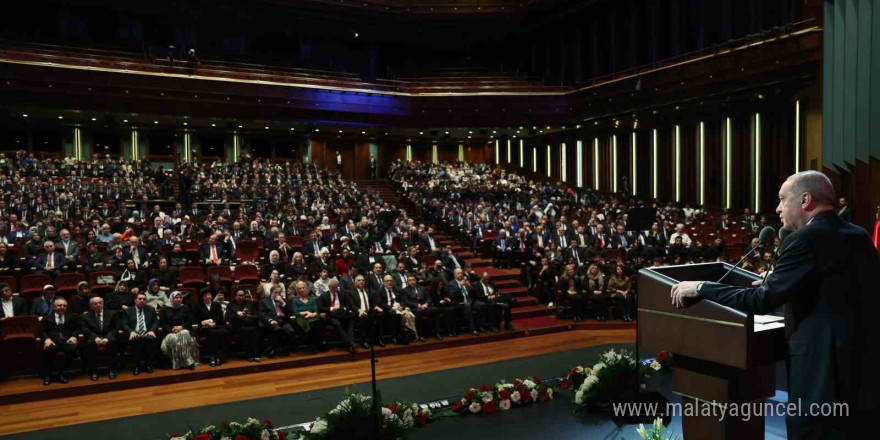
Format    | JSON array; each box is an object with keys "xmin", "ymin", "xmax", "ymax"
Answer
[
  {"xmin": 522, "ymin": 379, "xmax": 536, "ymax": 389},
  {"xmin": 547, "ymin": 388, "xmax": 554, "ymax": 399},
  {"xmin": 582, "ymin": 367, "xmax": 592, "ymax": 376},
  {"xmin": 575, "ymin": 366, "xmax": 584, "ymax": 373},
  {"xmin": 311, "ymin": 419, "xmax": 328, "ymax": 434},
  {"xmin": 650, "ymin": 360, "xmax": 662, "ymax": 371},
  {"xmin": 575, "ymin": 390, "xmax": 585, "ymax": 405},
  {"xmin": 582, "ymin": 375, "xmax": 600, "ymax": 391},
  {"xmin": 220, "ymin": 437, "xmax": 231, "ymax": 440},
  {"xmin": 511, "ymin": 391, "xmax": 521, "ymax": 403},
  {"xmin": 499, "ymin": 399, "xmax": 511, "ymax": 410},
  {"xmin": 403, "ymin": 409, "xmax": 414, "ymax": 427},
  {"xmin": 603, "ymin": 351, "xmax": 618, "ymax": 363},
  {"xmin": 261, "ymin": 429, "xmax": 270, "ymax": 440},
  {"xmin": 381, "ymin": 407, "xmax": 393, "ymax": 419},
  {"xmin": 481, "ymin": 392, "xmax": 493, "ymax": 404},
  {"xmin": 592, "ymin": 363, "xmax": 605, "ymax": 376},
  {"xmin": 530, "ymin": 389, "xmax": 539, "ymax": 401},
  {"xmin": 469, "ymin": 402, "xmax": 482, "ymax": 413},
  {"xmin": 170, "ymin": 437, "xmax": 187, "ymax": 440}
]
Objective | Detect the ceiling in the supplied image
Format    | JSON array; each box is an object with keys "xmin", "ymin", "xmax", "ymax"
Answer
[{"xmin": 263, "ymin": 0, "xmax": 543, "ymax": 15}]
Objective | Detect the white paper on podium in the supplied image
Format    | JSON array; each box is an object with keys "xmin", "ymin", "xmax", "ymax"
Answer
[{"xmin": 753, "ymin": 314, "xmax": 785, "ymax": 332}]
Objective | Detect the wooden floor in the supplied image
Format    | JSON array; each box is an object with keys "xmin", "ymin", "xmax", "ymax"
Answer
[{"xmin": 0, "ymin": 328, "xmax": 633, "ymax": 436}]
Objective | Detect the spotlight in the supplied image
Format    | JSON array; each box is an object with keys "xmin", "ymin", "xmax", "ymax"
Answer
[
  {"xmin": 91, "ymin": 117, "xmax": 96, "ymax": 121},
  {"xmin": 22, "ymin": 114, "xmax": 27, "ymax": 117},
  {"xmin": 58, "ymin": 116, "xmax": 63, "ymax": 120}
]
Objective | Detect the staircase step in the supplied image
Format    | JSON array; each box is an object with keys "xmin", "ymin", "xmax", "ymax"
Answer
[
  {"xmin": 499, "ymin": 287, "xmax": 529, "ymax": 297},
  {"xmin": 512, "ymin": 295, "xmax": 538, "ymax": 306},
  {"xmin": 493, "ymin": 279, "xmax": 521, "ymax": 289},
  {"xmin": 511, "ymin": 304, "xmax": 555, "ymax": 319}
]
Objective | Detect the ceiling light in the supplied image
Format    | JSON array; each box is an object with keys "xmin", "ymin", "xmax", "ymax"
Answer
[
  {"xmin": 154, "ymin": 121, "xmax": 158, "ymax": 124},
  {"xmin": 265, "ymin": 126, "xmax": 269, "ymax": 129},
  {"xmin": 290, "ymin": 128, "xmax": 295, "ymax": 131},
  {"xmin": 420, "ymin": 131, "xmax": 424, "ymax": 135},
  {"xmin": 183, "ymin": 122, "xmax": 188, "ymax": 126},
  {"xmin": 22, "ymin": 114, "xmax": 27, "ymax": 118},
  {"xmin": 315, "ymin": 129, "xmax": 319, "ymax": 132},
  {"xmin": 123, "ymin": 119, "xmax": 128, "ymax": 123},
  {"xmin": 238, "ymin": 125, "xmax": 243, "ymax": 128},
  {"xmin": 361, "ymin": 131, "xmax": 366, "ymax": 134},
  {"xmin": 91, "ymin": 117, "xmax": 96, "ymax": 121},
  {"xmin": 339, "ymin": 130, "xmax": 343, "ymax": 133},
  {"xmin": 211, "ymin": 123, "xmax": 216, "ymax": 127},
  {"xmin": 58, "ymin": 116, "xmax": 63, "ymax": 120},
  {"xmin": 445, "ymin": 131, "xmax": 449, "ymax": 134}
]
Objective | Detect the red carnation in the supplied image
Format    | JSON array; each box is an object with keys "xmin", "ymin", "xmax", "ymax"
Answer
[
  {"xmin": 480, "ymin": 385, "xmax": 492, "ymax": 392},
  {"xmin": 521, "ymin": 391, "xmax": 531, "ymax": 403},
  {"xmin": 540, "ymin": 389, "xmax": 550, "ymax": 400},
  {"xmin": 560, "ymin": 379, "xmax": 572, "ymax": 389},
  {"xmin": 466, "ymin": 389, "xmax": 476, "ymax": 398},
  {"xmin": 453, "ymin": 401, "xmax": 463, "ymax": 411},
  {"xmin": 234, "ymin": 435, "xmax": 251, "ymax": 440},
  {"xmin": 535, "ymin": 377, "xmax": 543, "ymax": 384},
  {"xmin": 278, "ymin": 432, "xmax": 288, "ymax": 440},
  {"xmin": 499, "ymin": 389, "xmax": 511, "ymax": 400},
  {"xmin": 195, "ymin": 434, "xmax": 211, "ymax": 440},
  {"xmin": 264, "ymin": 419, "xmax": 274, "ymax": 429},
  {"xmin": 657, "ymin": 351, "xmax": 668, "ymax": 362},
  {"xmin": 512, "ymin": 380, "xmax": 522, "ymax": 387},
  {"xmin": 415, "ymin": 413, "xmax": 427, "ymax": 426},
  {"xmin": 483, "ymin": 400, "xmax": 497, "ymax": 414}
]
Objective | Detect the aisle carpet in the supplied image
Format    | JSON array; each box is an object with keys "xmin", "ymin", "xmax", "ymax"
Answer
[{"xmin": 2, "ymin": 343, "xmax": 630, "ymax": 440}]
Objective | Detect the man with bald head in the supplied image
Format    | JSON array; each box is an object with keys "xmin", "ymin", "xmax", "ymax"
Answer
[{"xmin": 672, "ymin": 171, "xmax": 879, "ymax": 439}]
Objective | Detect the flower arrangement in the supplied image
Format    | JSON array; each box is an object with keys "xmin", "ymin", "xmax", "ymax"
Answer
[
  {"xmin": 166, "ymin": 418, "xmax": 286, "ymax": 440},
  {"xmin": 651, "ymin": 351, "xmax": 673, "ymax": 372},
  {"xmin": 297, "ymin": 393, "xmax": 433, "ymax": 440},
  {"xmin": 567, "ymin": 349, "xmax": 657, "ymax": 411},
  {"xmin": 631, "ymin": 417, "xmax": 680, "ymax": 440},
  {"xmin": 451, "ymin": 376, "xmax": 554, "ymax": 415}
]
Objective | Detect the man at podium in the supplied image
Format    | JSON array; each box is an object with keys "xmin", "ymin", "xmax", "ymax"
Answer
[{"xmin": 671, "ymin": 171, "xmax": 878, "ymax": 440}]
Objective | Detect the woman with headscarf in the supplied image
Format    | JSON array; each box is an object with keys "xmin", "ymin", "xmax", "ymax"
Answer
[
  {"xmin": 288, "ymin": 281, "xmax": 325, "ymax": 354},
  {"xmin": 151, "ymin": 257, "xmax": 177, "ymax": 292},
  {"xmin": 226, "ymin": 287, "xmax": 261, "ymax": 362},
  {"xmin": 68, "ymin": 281, "xmax": 93, "ymax": 316},
  {"xmin": 261, "ymin": 250, "xmax": 286, "ymax": 281},
  {"xmin": 585, "ymin": 264, "xmax": 608, "ymax": 322},
  {"xmin": 118, "ymin": 259, "xmax": 145, "ymax": 294},
  {"xmin": 145, "ymin": 278, "xmax": 169, "ymax": 309},
  {"xmin": 159, "ymin": 291, "xmax": 199, "ymax": 369},
  {"xmin": 607, "ymin": 265, "xmax": 634, "ymax": 322}
]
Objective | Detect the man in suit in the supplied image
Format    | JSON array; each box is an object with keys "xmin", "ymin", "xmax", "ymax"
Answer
[
  {"xmin": 672, "ymin": 171, "xmax": 879, "ymax": 440},
  {"xmin": 304, "ymin": 232, "xmax": 323, "ymax": 259},
  {"xmin": 390, "ymin": 262, "xmax": 409, "ymax": 291},
  {"xmin": 446, "ymin": 268, "xmax": 482, "ymax": 336},
  {"xmin": 420, "ymin": 227, "xmax": 440, "ymax": 253},
  {"xmin": 30, "ymin": 284, "xmax": 58, "ymax": 318},
  {"xmin": 366, "ymin": 262, "xmax": 386, "ymax": 295},
  {"xmin": 369, "ymin": 154, "xmax": 377, "ymax": 178},
  {"xmin": 258, "ymin": 288, "xmax": 296, "ymax": 357},
  {"xmin": 55, "ymin": 229, "xmax": 80, "ymax": 268},
  {"xmin": 492, "ymin": 230, "xmax": 514, "ymax": 269},
  {"xmin": 201, "ymin": 234, "xmax": 227, "ymax": 266},
  {"xmin": 0, "ymin": 282, "xmax": 27, "ymax": 325},
  {"xmin": 35, "ymin": 241, "xmax": 65, "ymax": 276},
  {"xmin": 563, "ymin": 240, "xmax": 587, "ymax": 268},
  {"xmin": 80, "ymin": 296, "xmax": 123, "ymax": 381},
  {"xmin": 317, "ymin": 279, "xmax": 357, "ymax": 354},
  {"xmin": 122, "ymin": 237, "xmax": 148, "ymax": 270},
  {"xmin": 349, "ymin": 275, "xmax": 375, "ymax": 349},
  {"xmin": 372, "ymin": 275, "xmax": 406, "ymax": 345},
  {"xmin": 40, "ymin": 298, "xmax": 80, "ymax": 385},
  {"xmin": 122, "ymin": 292, "xmax": 159, "ymax": 375},
  {"xmin": 193, "ymin": 290, "xmax": 230, "ymax": 367},
  {"xmin": 400, "ymin": 274, "xmax": 440, "ymax": 342},
  {"xmin": 338, "ymin": 265, "xmax": 358, "ymax": 295},
  {"xmin": 472, "ymin": 271, "xmax": 513, "ymax": 331},
  {"xmin": 837, "ymin": 197, "xmax": 852, "ymax": 223}
]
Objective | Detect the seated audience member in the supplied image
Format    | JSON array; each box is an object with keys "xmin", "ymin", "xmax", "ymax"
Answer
[
  {"xmin": 122, "ymin": 292, "xmax": 160, "ymax": 375},
  {"xmin": 585, "ymin": 264, "xmax": 609, "ymax": 322},
  {"xmin": 289, "ymin": 280, "xmax": 326, "ymax": 354},
  {"xmin": 0, "ymin": 282, "xmax": 27, "ymax": 325},
  {"xmin": 259, "ymin": 285, "xmax": 296, "ymax": 357},
  {"xmin": 0, "ymin": 243, "xmax": 16, "ymax": 272},
  {"xmin": 262, "ymin": 270, "xmax": 287, "ymax": 299},
  {"xmin": 373, "ymin": 275, "xmax": 408, "ymax": 345},
  {"xmin": 39, "ymin": 297, "xmax": 80, "ymax": 385},
  {"xmin": 107, "ymin": 281, "xmax": 135, "ymax": 311},
  {"xmin": 607, "ymin": 265, "xmax": 634, "ymax": 322},
  {"xmin": 80, "ymin": 296, "xmax": 123, "ymax": 380},
  {"xmin": 400, "ymin": 274, "xmax": 442, "ymax": 341},
  {"xmin": 31, "ymin": 284, "xmax": 59, "ymax": 318},
  {"xmin": 118, "ymin": 259, "xmax": 146, "ymax": 294},
  {"xmin": 201, "ymin": 235, "xmax": 228, "ymax": 266},
  {"xmin": 145, "ymin": 278, "xmax": 170, "ymax": 310},
  {"xmin": 349, "ymin": 275, "xmax": 376, "ymax": 348},
  {"xmin": 151, "ymin": 257, "xmax": 178, "ymax": 292},
  {"xmin": 556, "ymin": 264, "xmax": 586, "ymax": 321},
  {"xmin": 35, "ymin": 241, "xmax": 65, "ymax": 276},
  {"xmin": 193, "ymin": 290, "xmax": 230, "ymax": 367},
  {"xmin": 159, "ymin": 291, "xmax": 199, "ymax": 370},
  {"xmin": 67, "ymin": 281, "xmax": 94, "ymax": 316},
  {"xmin": 226, "ymin": 288, "xmax": 261, "ymax": 362},
  {"xmin": 473, "ymin": 271, "xmax": 513, "ymax": 331},
  {"xmin": 446, "ymin": 268, "xmax": 482, "ymax": 336}
]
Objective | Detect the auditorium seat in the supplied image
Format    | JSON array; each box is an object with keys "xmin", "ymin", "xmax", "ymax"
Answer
[
  {"xmin": 55, "ymin": 273, "xmax": 86, "ymax": 298},
  {"xmin": 20, "ymin": 274, "xmax": 52, "ymax": 302}
]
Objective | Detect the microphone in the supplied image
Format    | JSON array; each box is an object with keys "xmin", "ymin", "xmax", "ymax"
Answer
[
  {"xmin": 759, "ymin": 227, "xmax": 792, "ymax": 286},
  {"xmin": 716, "ymin": 226, "xmax": 775, "ymax": 284}
]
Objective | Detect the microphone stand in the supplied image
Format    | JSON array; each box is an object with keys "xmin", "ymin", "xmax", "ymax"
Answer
[{"xmin": 716, "ymin": 244, "xmax": 762, "ymax": 284}]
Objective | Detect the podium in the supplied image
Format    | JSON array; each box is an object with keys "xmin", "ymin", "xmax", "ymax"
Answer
[{"xmin": 638, "ymin": 263, "xmax": 786, "ymax": 440}]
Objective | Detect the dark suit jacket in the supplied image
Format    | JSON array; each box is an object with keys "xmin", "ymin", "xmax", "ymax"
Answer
[
  {"xmin": 372, "ymin": 286, "xmax": 398, "ymax": 312},
  {"xmin": 40, "ymin": 312, "xmax": 81, "ymax": 344},
  {"xmin": 192, "ymin": 301, "xmax": 226, "ymax": 328},
  {"xmin": 317, "ymin": 290, "xmax": 354, "ymax": 319},
  {"xmin": 446, "ymin": 280, "xmax": 474, "ymax": 303},
  {"xmin": 258, "ymin": 297, "xmax": 289, "ymax": 326},
  {"xmin": 35, "ymin": 251, "xmax": 65, "ymax": 271},
  {"xmin": 81, "ymin": 309, "xmax": 121, "ymax": 339},
  {"xmin": 0, "ymin": 296, "xmax": 27, "ymax": 319},
  {"xmin": 122, "ymin": 305, "xmax": 160, "ymax": 334},
  {"xmin": 400, "ymin": 285, "xmax": 431, "ymax": 309},
  {"xmin": 698, "ymin": 211, "xmax": 879, "ymax": 437},
  {"xmin": 349, "ymin": 287, "xmax": 373, "ymax": 312},
  {"xmin": 201, "ymin": 244, "xmax": 227, "ymax": 263}
]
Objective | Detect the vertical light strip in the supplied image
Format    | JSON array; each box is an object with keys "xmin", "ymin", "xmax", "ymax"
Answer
[
  {"xmin": 233, "ymin": 134, "xmax": 240, "ymax": 162},
  {"xmin": 725, "ymin": 117, "xmax": 732, "ymax": 209},
  {"xmin": 631, "ymin": 132, "xmax": 637, "ymax": 196},
  {"xmin": 561, "ymin": 143, "xmax": 567, "ymax": 182},
  {"xmin": 652, "ymin": 129, "xmax": 658, "ymax": 199},
  {"xmin": 184, "ymin": 133, "xmax": 191, "ymax": 162},
  {"xmin": 546, "ymin": 145, "xmax": 551, "ymax": 177},
  {"xmin": 458, "ymin": 143, "xmax": 464, "ymax": 161},
  {"xmin": 73, "ymin": 128, "xmax": 81, "ymax": 160},
  {"xmin": 699, "ymin": 122, "xmax": 705, "ymax": 205},
  {"xmin": 593, "ymin": 138, "xmax": 600, "ymax": 190},
  {"xmin": 576, "ymin": 140, "xmax": 583, "ymax": 188},
  {"xmin": 755, "ymin": 113, "xmax": 761, "ymax": 213},
  {"xmin": 532, "ymin": 146, "xmax": 537, "ymax": 172},
  {"xmin": 495, "ymin": 141, "xmax": 500, "ymax": 164},
  {"xmin": 794, "ymin": 101, "xmax": 801, "ymax": 173},
  {"xmin": 432, "ymin": 143, "xmax": 438, "ymax": 164},
  {"xmin": 507, "ymin": 139, "xmax": 511, "ymax": 164},
  {"xmin": 131, "ymin": 129, "xmax": 139, "ymax": 160},
  {"xmin": 519, "ymin": 140, "xmax": 524, "ymax": 168},
  {"xmin": 612, "ymin": 135, "xmax": 618, "ymax": 192},
  {"xmin": 406, "ymin": 144, "xmax": 412, "ymax": 161},
  {"xmin": 675, "ymin": 126, "xmax": 682, "ymax": 202}
]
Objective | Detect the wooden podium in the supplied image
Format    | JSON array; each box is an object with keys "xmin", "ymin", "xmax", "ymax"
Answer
[{"xmin": 638, "ymin": 263, "xmax": 786, "ymax": 440}]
